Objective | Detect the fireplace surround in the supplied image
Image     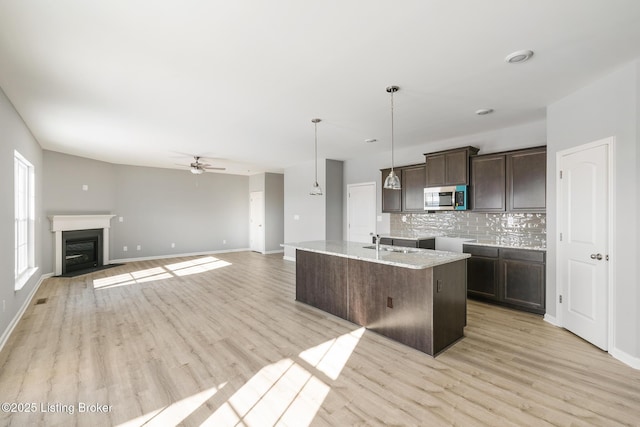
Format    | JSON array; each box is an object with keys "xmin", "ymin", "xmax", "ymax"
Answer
[{"xmin": 49, "ymin": 215, "xmax": 115, "ymax": 276}]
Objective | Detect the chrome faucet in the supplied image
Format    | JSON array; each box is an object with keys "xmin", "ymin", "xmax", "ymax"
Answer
[{"xmin": 370, "ymin": 232, "xmax": 381, "ymax": 253}]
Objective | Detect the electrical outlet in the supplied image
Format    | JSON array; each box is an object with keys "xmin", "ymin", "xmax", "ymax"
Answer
[
  {"xmin": 119, "ymin": 216, "xmax": 124, "ymax": 222},
  {"xmin": 123, "ymin": 246, "xmax": 128, "ymax": 252},
  {"xmin": 223, "ymin": 239, "xmax": 226, "ymax": 244},
  {"xmin": 507, "ymin": 216, "xmax": 514, "ymax": 225},
  {"xmin": 137, "ymin": 245, "xmax": 141, "ymax": 251},
  {"xmin": 171, "ymin": 243, "xmax": 175, "ymax": 248},
  {"xmin": 82, "ymin": 184, "xmax": 88, "ymax": 191}
]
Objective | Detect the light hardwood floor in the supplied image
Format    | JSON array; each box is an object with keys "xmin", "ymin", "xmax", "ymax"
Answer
[{"xmin": 0, "ymin": 252, "xmax": 639, "ymax": 426}]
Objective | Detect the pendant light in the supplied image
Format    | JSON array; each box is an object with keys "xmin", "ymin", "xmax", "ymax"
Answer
[
  {"xmin": 383, "ymin": 85, "xmax": 401, "ymax": 190},
  {"xmin": 310, "ymin": 118, "xmax": 323, "ymax": 196}
]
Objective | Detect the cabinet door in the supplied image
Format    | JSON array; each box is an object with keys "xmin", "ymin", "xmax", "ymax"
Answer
[
  {"xmin": 445, "ymin": 150, "xmax": 469, "ymax": 185},
  {"xmin": 425, "ymin": 154, "xmax": 446, "ymax": 187},
  {"xmin": 296, "ymin": 250, "xmax": 348, "ymax": 319},
  {"xmin": 470, "ymin": 154, "xmax": 506, "ymax": 212},
  {"xmin": 393, "ymin": 238, "xmax": 418, "ymax": 248},
  {"xmin": 466, "ymin": 256, "xmax": 499, "ymax": 300},
  {"xmin": 401, "ymin": 165, "xmax": 426, "ymax": 212},
  {"xmin": 501, "ymin": 259, "xmax": 545, "ymax": 314},
  {"xmin": 381, "ymin": 168, "xmax": 402, "ymax": 212},
  {"xmin": 507, "ymin": 148, "xmax": 546, "ymax": 212},
  {"xmin": 417, "ymin": 238, "xmax": 435, "ymax": 249}
]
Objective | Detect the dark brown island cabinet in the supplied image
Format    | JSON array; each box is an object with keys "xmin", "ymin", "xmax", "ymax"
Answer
[
  {"xmin": 470, "ymin": 146, "xmax": 546, "ymax": 212},
  {"xmin": 463, "ymin": 244, "xmax": 546, "ymax": 314},
  {"xmin": 295, "ymin": 249, "xmax": 467, "ymax": 356},
  {"xmin": 424, "ymin": 146, "xmax": 479, "ymax": 187}
]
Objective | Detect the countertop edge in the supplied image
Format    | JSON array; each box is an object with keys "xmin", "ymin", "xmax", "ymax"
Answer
[{"xmin": 283, "ymin": 242, "xmax": 470, "ymax": 270}]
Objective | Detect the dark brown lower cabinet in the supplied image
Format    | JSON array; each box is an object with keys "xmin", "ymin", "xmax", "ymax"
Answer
[
  {"xmin": 463, "ymin": 244, "xmax": 545, "ymax": 314},
  {"xmin": 295, "ymin": 249, "xmax": 467, "ymax": 356},
  {"xmin": 376, "ymin": 237, "xmax": 435, "ymax": 249}
]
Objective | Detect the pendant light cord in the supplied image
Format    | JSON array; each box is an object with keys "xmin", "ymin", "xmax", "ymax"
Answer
[
  {"xmin": 314, "ymin": 121, "xmax": 318, "ymax": 183},
  {"xmin": 390, "ymin": 89, "xmax": 395, "ymax": 171}
]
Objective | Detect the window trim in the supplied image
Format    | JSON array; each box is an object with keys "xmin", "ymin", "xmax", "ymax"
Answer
[{"xmin": 14, "ymin": 150, "xmax": 36, "ymax": 290}]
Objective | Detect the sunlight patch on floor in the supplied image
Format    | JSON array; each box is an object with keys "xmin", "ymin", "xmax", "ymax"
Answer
[
  {"xmin": 165, "ymin": 256, "xmax": 232, "ymax": 277},
  {"xmin": 299, "ymin": 327, "xmax": 365, "ymax": 380},
  {"xmin": 116, "ymin": 383, "xmax": 226, "ymax": 427},
  {"xmin": 92, "ymin": 256, "xmax": 232, "ymax": 289},
  {"xmin": 201, "ymin": 327, "xmax": 364, "ymax": 426}
]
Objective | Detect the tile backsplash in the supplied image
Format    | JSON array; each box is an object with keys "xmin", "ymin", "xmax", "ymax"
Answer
[{"xmin": 391, "ymin": 212, "xmax": 546, "ymax": 248}]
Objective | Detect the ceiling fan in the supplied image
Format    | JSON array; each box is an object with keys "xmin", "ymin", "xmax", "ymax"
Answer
[{"xmin": 177, "ymin": 156, "xmax": 226, "ymax": 174}]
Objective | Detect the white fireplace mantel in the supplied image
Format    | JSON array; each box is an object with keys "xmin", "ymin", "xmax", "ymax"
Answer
[{"xmin": 49, "ymin": 214, "xmax": 116, "ymax": 275}]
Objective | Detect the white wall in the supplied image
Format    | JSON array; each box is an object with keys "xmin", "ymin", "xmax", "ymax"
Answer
[
  {"xmin": 284, "ymin": 159, "xmax": 326, "ymax": 259},
  {"xmin": 283, "ymin": 158, "xmax": 343, "ymax": 259},
  {"xmin": 0, "ymin": 88, "xmax": 44, "ymax": 346},
  {"xmin": 42, "ymin": 151, "xmax": 250, "ymax": 266},
  {"xmin": 547, "ymin": 60, "xmax": 639, "ymax": 364}
]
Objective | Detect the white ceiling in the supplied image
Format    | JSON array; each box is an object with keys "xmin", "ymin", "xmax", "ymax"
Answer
[{"xmin": 1, "ymin": 1, "xmax": 640, "ymax": 175}]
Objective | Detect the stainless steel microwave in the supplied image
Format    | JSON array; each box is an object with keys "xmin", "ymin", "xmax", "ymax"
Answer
[{"xmin": 424, "ymin": 185, "xmax": 468, "ymax": 211}]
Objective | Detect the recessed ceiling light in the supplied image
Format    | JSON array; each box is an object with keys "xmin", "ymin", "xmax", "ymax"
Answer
[
  {"xmin": 475, "ymin": 108, "xmax": 494, "ymax": 116},
  {"xmin": 364, "ymin": 138, "xmax": 377, "ymax": 143},
  {"xmin": 505, "ymin": 50, "xmax": 534, "ymax": 64}
]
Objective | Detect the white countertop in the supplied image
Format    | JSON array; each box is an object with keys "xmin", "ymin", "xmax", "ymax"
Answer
[{"xmin": 282, "ymin": 240, "xmax": 470, "ymax": 270}]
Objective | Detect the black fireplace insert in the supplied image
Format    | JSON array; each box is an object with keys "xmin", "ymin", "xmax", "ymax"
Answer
[{"xmin": 62, "ymin": 229, "xmax": 103, "ymax": 274}]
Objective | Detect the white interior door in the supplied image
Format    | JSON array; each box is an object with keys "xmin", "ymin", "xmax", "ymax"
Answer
[
  {"xmin": 558, "ymin": 139, "xmax": 611, "ymax": 350},
  {"xmin": 347, "ymin": 182, "xmax": 376, "ymax": 243},
  {"xmin": 250, "ymin": 191, "xmax": 265, "ymax": 253}
]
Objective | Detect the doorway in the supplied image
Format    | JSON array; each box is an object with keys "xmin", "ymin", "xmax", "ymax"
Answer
[
  {"xmin": 557, "ymin": 137, "xmax": 614, "ymax": 350},
  {"xmin": 250, "ymin": 191, "xmax": 265, "ymax": 253},
  {"xmin": 347, "ymin": 182, "xmax": 376, "ymax": 243}
]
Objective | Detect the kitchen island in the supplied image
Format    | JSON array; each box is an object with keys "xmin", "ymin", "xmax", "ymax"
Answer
[{"xmin": 283, "ymin": 241, "xmax": 470, "ymax": 356}]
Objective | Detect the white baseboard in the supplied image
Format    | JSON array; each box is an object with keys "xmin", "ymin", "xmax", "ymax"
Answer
[
  {"xmin": 544, "ymin": 314, "xmax": 640, "ymax": 370},
  {"xmin": 283, "ymin": 256, "xmax": 296, "ymax": 262},
  {"xmin": 0, "ymin": 272, "xmax": 53, "ymax": 354},
  {"xmin": 111, "ymin": 248, "xmax": 251, "ymax": 264},
  {"xmin": 264, "ymin": 249, "xmax": 284, "ymax": 255},
  {"xmin": 543, "ymin": 313, "xmax": 560, "ymax": 327},
  {"xmin": 610, "ymin": 347, "xmax": 640, "ymax": 370}
]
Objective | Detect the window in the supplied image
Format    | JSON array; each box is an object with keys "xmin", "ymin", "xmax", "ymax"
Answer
[{"xmin": 14, "ymin": 150, "xmax": 36, "ymax": 289}]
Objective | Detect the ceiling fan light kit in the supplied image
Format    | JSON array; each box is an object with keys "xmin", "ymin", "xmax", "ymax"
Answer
[{"xmin": 180, "ymin": 155, "xmax": 226, "ymax": 174}]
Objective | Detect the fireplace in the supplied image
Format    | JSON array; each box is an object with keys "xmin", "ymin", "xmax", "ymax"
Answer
[
  {"xmin": 49, "ymin": 214, "xmax": 115, "ymax": 276},
  {"xmin": 62, "ymin": 229, "xmax": 103, "ymax": 274}
]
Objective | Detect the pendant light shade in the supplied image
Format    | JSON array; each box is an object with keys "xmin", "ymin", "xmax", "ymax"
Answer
[
  {"xmin": 383, "ymin": 85, "xmax": 401, "ymax": 190},
  {"xmin": 310, "ymin": 118, "xmax": 323, "ymax": 196}
]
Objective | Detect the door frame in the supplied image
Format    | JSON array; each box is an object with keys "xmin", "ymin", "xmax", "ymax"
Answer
[
  {"xmin": 555, "ymin": 136, "xmax": 616, "ymax": 350},
  {"xmin": 347, "ymin": 182, "xmax": 377, "ymax": 243},
  {"xmin": 250, "ymin": 191, "xmax": 265, "ymax": 253}
]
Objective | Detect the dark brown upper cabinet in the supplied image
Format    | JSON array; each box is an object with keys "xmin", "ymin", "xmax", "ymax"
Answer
[
  {"xmin": 470, "ymin": 154, "xmax": 506, "ymax": 212},
  {"xmin": 381, "ymin": 168, "xmax": 402, "ymax": 213},
  {"xmin": 424, "ymin": 146, "xmax": 479, "ymax": 187},
  {"xmin": 401, "ymin": 164, "xmax": 426, "ymax": 212},
  {"xmin": 470, "ymin": 146, "xmax": 546, "ymax": 213},
  {"xmin": 507, "ymin": 147, "xmax": 546, "ymax": 212}
]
